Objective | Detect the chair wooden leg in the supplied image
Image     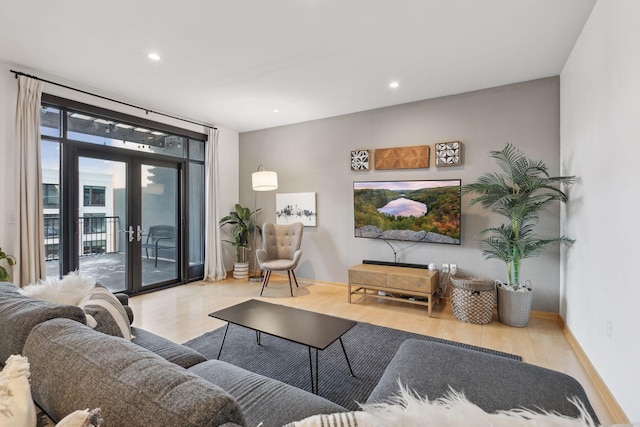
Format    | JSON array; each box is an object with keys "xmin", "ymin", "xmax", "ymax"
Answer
[
  {"xmin": 260, "ymin": 271, "xmax": 271, "ymax": 296},
  {"xmin": 291, "ymin": 270, "xmax": 299, "ymax": 287},
  {"xmin": 287, "ymin": 270, "xmax": 294, "ymax": 297}
]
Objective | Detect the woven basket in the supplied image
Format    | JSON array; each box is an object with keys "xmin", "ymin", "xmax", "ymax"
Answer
[
  {"xmin": 497, "ymin": 282, "xmax": 533, "ymax": 327},
  {"xmin": 450, "ymin": 275, "xmax": 496, "ymax": 325}
]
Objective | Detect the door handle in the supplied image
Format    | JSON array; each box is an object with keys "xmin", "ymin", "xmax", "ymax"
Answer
[
  {"xmin": 120, "ymin": 226, "xmax": 135, "ymax": 243},
  {"xmin": 136, "ymin": 225, "xmax": 144, "ymax": 242}
]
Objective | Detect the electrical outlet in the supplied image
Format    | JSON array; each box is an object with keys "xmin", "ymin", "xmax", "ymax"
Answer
[
  {"xmin": 442, "ymin": 264, "xmax": 449, "ymax": 273},
  {"xmin": 607, "ymin": 320, "xmax": 613, "ymax": 339},
  {"xmin": 450, "ymin": 264, "xmax": 457, "ymax": 275}
]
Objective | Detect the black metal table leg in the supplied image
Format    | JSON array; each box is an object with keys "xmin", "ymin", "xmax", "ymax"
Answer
[
  {"xmin": 307, "ymin": 347, "xmax": 320, "ymax": 394},
  {"xmin": 339, "ymin": 337, "xmax": 355, "ymax": 377},
  {"xmin": 308, "ymin": 347, "xmax": 315, "ymax": 394},
  {"xmin": 256, "ymin": 330, "xmax": 261, "ymax": 345},
  {"xmin": 217, "ymin": 323, "xmax": 230, "ymax": 359},
  {"xmin": 315, "ymin": 348, "xmax": 319, "ymax": 394}
]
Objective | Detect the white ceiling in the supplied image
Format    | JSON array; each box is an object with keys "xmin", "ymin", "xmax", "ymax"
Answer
[{"xmin": 0, "ymin": 0, "xmax": 596, "ymax": 133}]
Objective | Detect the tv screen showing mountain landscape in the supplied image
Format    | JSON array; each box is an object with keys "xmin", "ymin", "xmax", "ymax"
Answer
[{"xmin": 353, "ymin": 179, "xmax": 461, "ymax": 244}]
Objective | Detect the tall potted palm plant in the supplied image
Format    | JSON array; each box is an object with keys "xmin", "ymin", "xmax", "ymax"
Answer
[
  {"xmin": 220, "ymin": 203, "xmax": 260, "ymax": 279},
  {"xmin": 462, "ymin": 144, "xmax": 575, "ymax": 327}
]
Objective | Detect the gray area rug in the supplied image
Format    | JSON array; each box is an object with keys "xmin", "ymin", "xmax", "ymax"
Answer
[{"xmin": 183, "ymin": 321, "xmax": 521, "ymax": 410}]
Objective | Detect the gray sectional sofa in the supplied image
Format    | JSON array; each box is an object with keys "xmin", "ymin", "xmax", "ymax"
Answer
[{"xmin": 0, "ymin": 282, "xmax": 599, "ymax": 426}]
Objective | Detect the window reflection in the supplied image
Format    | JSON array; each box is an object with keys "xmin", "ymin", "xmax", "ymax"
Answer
[{"xmin": 66, "ymin": 111, "xmax": 187, "ymax": 158}]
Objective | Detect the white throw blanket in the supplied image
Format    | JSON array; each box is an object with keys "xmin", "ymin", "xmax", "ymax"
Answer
[
  {"xmin": 0, "ymin": 355, "xmax": 36, "ymax": 427},
  {"xmin": 287, "ymin": 385, "xmax": 600, "ymax": 427}
]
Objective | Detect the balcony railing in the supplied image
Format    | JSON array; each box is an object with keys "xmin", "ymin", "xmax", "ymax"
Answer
[{"xmin": 44, "ymin": 216, "xmax": 121, "ymax": 260}]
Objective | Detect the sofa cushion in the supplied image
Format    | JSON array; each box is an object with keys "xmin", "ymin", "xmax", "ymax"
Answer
[
  {"xmin": 114, "ymin": 293, "xmax": 134, "ymax": 324},
  {"xmin": 366, "ymin": 339, "xmax": 599, "ymax": 422},
  {"xmin": 131, "ymin": 326, "xmax": 207, "ymax": 369},
  {"xmin": 189, "ymin": 359, "xmax": 346, "ymax": 427},
  {"xmin": 17, "ymin": 274, "xmax": 131, "ymax": 341},
  {"xmin": 0, "ymin": 282, "xmax": 86, "ymax": 365},
  {"xmin": 79, "ymin": 284, "xmax": 131, "ymax": 340},
  {"xmin": 23, "ymin": 318, "xmax": 246, "ymax": 427}
]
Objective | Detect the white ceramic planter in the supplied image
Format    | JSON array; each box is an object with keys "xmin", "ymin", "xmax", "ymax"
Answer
[{"xmin": 232, "ymin": 262, "xmax": 249, "ymax": 279}]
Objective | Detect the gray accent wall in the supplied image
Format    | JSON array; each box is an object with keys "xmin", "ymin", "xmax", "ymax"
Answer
[{"xmin": 240, "ymin": 77, "xmax": 563, "ymax": 312}]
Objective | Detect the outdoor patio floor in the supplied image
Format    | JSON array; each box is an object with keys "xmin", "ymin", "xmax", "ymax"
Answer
[{"xmin": 45, "ymin": 252, "xmax": 178, "ymax": 293}]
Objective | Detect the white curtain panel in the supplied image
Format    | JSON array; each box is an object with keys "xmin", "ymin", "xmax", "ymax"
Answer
[
  {"xmin": 14, "ymin": 76, "xmax": 45, "ymax": 286},
  {"xmin": 203, "ymin": 128, "xmax": 227, "ymax": 281}
]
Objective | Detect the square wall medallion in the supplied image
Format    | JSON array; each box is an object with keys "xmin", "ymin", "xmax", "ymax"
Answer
[
  {"xmin": 351, "ymin": 150, "xmax": 370, "ymax": 170},
  {"xmin": 435, "ymin": 141, "xmax": 462, "ymax": 166}
]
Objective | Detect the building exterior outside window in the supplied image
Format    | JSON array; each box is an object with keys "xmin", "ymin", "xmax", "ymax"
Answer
[{"xmin": 84, "ymin": 186, "xmax": 106, "ymax": 206}]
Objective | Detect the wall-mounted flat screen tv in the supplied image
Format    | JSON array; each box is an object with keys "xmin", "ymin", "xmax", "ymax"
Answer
[{"xmin": 354, "ymin": 179, "xmax": 461, "ymax": 244}]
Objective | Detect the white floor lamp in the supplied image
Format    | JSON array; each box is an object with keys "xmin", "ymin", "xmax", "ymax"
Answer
[{"xmin": 249, "ymin": 165, "xmax": 278, "ymax": 282}]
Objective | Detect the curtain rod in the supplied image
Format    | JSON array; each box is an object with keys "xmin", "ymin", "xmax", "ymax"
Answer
[{"xmin": 10, "ymin": 70, "xmax": 217, "ymax": 130}]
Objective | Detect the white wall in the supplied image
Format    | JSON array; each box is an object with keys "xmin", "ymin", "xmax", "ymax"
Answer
[
  {"xmin": 0, "ymin": 63, "xmax": 19, "ymax": 262},
  {"xmin": 241, "ymin": 77, "xmax": 565, "ymax": 312},
  {"xmin": 561, "ymin": 0, "xmax": 640, "ymax": 420},
  {"xmin": 0, "ymin": 61, "xmax": 240, "ymax": 277},
  {"xmin": 216, "ymin": 127, "xmax": 241, "ymax": 269}
]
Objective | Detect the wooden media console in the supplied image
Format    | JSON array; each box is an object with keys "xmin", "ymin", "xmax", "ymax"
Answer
[{"xmin": 348, "ymin": 263, "xmax": 440, "ymax": 316}]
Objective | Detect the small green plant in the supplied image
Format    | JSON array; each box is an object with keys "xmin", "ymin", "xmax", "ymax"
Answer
[
  {"xmin": 0, "ymin": 247, "xmax": 16, "ymax": 282},
  {"xmin": 220, "ymin": 204, "xmax": 260, "ymax": 263},
  {"xmin": 462, "ymin": 144, "xmax": 575, "ymax": 289}
]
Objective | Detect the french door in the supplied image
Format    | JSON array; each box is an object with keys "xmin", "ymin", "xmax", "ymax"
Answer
[
  {"xmin": 74, "ymin": 149, "xmax": 182, "ymax": 293},
  {"xmin": 40, "ymin": 97, "xmax": 206, "ymax": 293}
]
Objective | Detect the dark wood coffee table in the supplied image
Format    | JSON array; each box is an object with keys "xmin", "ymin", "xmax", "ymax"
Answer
[{"xmin": 208, "ymin": 299, "xmax": 356, "ymax": 394}]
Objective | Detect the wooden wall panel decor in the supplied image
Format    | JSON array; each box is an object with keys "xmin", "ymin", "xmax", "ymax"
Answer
[{"xmin": 374, "ymin": 145, "xmax": 430, "ymax": 170}]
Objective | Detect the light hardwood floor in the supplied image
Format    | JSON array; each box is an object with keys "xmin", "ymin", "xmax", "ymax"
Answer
[{"xmin": 129, "ymin": 276, "xmax": 622, "ymax": 426}]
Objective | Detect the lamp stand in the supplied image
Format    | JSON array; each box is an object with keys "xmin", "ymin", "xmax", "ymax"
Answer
[
  {"xmin": 249, "ymin": 189, "xmax": 263, "ymax": 282},
  {"xmin": 248, "ymin": 165, "xmax": 278, "ymax": 282}
]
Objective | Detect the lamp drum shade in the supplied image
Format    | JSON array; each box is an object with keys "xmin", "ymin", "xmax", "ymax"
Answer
[{"xmin": 252, "ymin": 170, "xmax": 278, "ymax": 191}]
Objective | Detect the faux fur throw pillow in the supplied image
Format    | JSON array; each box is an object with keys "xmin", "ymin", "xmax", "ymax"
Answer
[
  {"xmin": 20, "ymin": 271, "xmax": 96, "ymax": 306},
  {"xmin": 285, "ymin": 386, "xmax": 600, "ymax": 427}
]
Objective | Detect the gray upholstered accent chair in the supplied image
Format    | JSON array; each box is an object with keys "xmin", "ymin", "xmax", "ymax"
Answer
[{"xmin": 256, "ymin": 222, "xmax": 303, "ymax": 297}]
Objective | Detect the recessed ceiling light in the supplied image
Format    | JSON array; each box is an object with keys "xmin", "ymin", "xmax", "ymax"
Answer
[
  {"xmin": 151, "ymin": 131, "xmax": 166, "ymax": 136},
  {"xmin": 389, "ymin": 81, "xmax": 400, "ymax": 89},
  {"xmin": 273, "ymin": 109, "xmax": 280, "ymax": 113},
  {"xmin": 148, "ymin": 53, "xmax": 161, "ymax": 61},
  {"xmin": 134, "ymin": 127, "xmax": 150, "ymax": 133},
  {"xmin": 115, "ymin": 123, "xmax": 133, "ymax": 129}
]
